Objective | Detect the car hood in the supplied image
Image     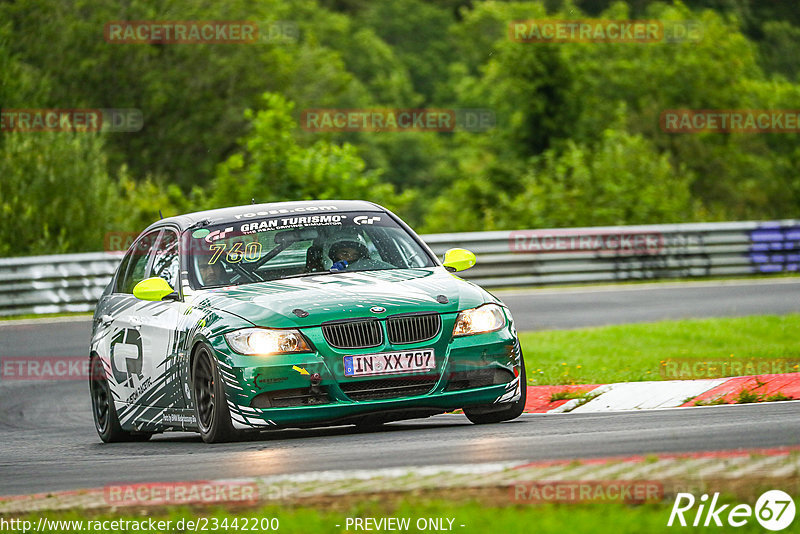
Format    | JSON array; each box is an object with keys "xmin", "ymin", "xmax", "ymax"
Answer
[{"xmin": 190, "ymin": 268, "xmax": 494, "ymax": 329}]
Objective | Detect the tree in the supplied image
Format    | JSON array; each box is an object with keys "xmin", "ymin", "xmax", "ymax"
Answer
[
  {"xmin": 422, "ymin": 127, "xmax": 695, "ymax": 232},
  {"xmin": 206, "ymin": 93, "xmax": 414, "ymax": 214},
  {"xmin": 0, "ymin": 131, "xmax": 122, "ymax": 256}
]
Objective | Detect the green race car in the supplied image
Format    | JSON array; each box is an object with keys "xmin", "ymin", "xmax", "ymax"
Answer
[{"xmin": 89, "ymin": 200, "xmax": 526, "ymax": 443}]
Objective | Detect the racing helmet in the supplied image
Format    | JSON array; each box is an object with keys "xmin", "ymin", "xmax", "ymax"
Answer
[{"xmin": 328, "ymin": 240, "xmax": 370, "ymax": 262}]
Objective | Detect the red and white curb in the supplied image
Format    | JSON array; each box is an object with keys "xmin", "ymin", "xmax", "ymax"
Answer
[{"xmin": 523, "ymin": 373, "xmax": 800, "ymax": 413}]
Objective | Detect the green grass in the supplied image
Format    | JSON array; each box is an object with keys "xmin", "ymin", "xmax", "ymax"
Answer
[
  {"xmin": 11, "ymin": 499, "xmax": 774, "ymax": 534},
  {"xmin": 520, "ymin": 314, "xmax": 800, "ymax": 385},
  {"xmin": 549, "ymin": 390, "xmax": 585, "ymax": 401},
  {"xmin": 692, "ymin": 396, "xmax": 728, "ymax": 407},
  {"xmin": 548, "ymin": 390, "xmax": 602, "ymax": 410},
  {"xmin": 734, "ymin": 389, "xmax": 794, "ymax": 404}
]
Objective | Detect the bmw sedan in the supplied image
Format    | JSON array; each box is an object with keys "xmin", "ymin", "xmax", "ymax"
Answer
[{"xmin": 89, "ymin": 200, "xmax": 526, "ymax": 443}]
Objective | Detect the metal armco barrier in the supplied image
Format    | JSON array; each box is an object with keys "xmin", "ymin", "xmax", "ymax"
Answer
[
  {"xmin": 0, "ymin": 220, "xmax": 797, "ymax": 317},
  {"xmin": 0, "ymin": 253, "xmax": 121, "ymax": 317}
]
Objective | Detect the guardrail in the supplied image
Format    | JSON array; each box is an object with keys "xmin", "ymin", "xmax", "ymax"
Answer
[{"xmin": 0, "ymin": 220, "xmax": 797, "ymax": 317}]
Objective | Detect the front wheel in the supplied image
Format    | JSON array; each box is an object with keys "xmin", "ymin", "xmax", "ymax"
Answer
[
  {"xmin": 464, "ymin": 355, "xmax": 527, "ymax": 425},
  {"xmin": 89, "ymin": 355, "xmax": 152, "ymax": 442},
  {"xmin": 192, "ymin": 344, "xmax": 239, "ymax": 443}
]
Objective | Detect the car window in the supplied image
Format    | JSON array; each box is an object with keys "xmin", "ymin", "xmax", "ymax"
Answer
[
  {"xmin": 268, "ymin": 238, "xmax": 317, "ymax": 270},
  {"xmin": 150, "ymin": 229, "xmax": 180, "ymax": 291},
  {"xmin": 188, "ymin": 211, "xmax": 435, "ymax": 288},
  {"xmin": 115, "ymin": 230, "xmax": 161, "ymax": 294},
  {"xmin": 369, "ymin": 227, "xmax": 430, "ymax": 269},
  {"xmin": 112, "ymin": 251, "xmax": 133, "ymax": 294}
]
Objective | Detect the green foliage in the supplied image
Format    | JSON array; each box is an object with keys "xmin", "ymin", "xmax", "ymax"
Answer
[
  {"xmin": 0, "ymin": 23, "xmax": 50, "ymax": 109},
  {"xmin": 0, "ymin": 0, "xmax": 372, "ymax": 189},
  {"xmin": 519, "ymin": 128, "xmax": 695, "ymax": 227},
  {"xmin": 1, "ymin": 0, "xmax": 800, "ymax": 256},
  {"xmin": 424, "ymin": 127, "xmax": 695, "ymax": 232},
  {"xmin": 206, "ymin": 93, "xmax": 413, "ymax": 213},
  {"xmin": 356, "ymin": 0, "xmax": 457, "ymax": 104},
  {"xmin": 115, "ymin": 173, "xmax": 189, "ymax": 234},
  {"xmin": 0, "ymin": 132, "xmax": 120, "ymax": 255},
  {"xmin": 758, "ymin": 21, "xmax": 800, "ymax": 81}
]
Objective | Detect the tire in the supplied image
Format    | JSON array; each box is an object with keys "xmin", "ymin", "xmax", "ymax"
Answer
[
  {"xmin": 464, "ymin": 354, "xmax": 527, "ymax": 425},
  {"xmin": 192, "ymin": 343, "xmax": 238, "ymax": 443},
  {"xmin": 89, "ymin": 355, "xmax": 152, "ymax": 443}
]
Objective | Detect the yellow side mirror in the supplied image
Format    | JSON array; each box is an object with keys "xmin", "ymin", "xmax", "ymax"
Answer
[
  {"xmin": 442, "ymin": 248, "xmax": 477, "ymax": 272},
  {"xmin": 133, "ymin": 277, "xmax": 177, "ymax": 301}
]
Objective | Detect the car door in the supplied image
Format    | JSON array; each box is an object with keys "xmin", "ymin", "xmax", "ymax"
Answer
[
  {"xmin": 103, "ymin": 229, "xmax": 162, "ymax": 414},
  {"xmin": 135, "ymin": 228, "xmax": 188, "ymax": 409}
]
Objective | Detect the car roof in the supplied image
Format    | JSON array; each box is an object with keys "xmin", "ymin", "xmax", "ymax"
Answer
[{"xmin": 143, "ymin": 200, "xmax": 385, "ymax": 233}]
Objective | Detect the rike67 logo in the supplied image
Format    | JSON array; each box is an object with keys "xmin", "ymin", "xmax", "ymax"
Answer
[{"xmin": 668, "ymin": 490, "xmax": 795, "ymax": 531}]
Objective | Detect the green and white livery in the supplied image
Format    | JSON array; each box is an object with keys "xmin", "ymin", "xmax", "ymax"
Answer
[{"xmin": 89, "ymin": 201, "xmax": 526, "ymax": 443}]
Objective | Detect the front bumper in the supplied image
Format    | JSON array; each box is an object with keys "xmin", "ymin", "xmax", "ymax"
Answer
[{"xmin": 208, "ymin": 310, "xmax": 522, "ymax": 429}]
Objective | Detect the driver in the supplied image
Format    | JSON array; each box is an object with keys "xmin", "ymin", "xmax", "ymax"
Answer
[
  {"xmin": 328, "ymin": 241, "xmax": 393, "ymax": 271},
  {"xmin": 198, "ymin": 260, "xmax": 230, "ymax": 286},
  {"xmin": 329, "ymin": 241, "xmax": 369, "ymax": 271}
]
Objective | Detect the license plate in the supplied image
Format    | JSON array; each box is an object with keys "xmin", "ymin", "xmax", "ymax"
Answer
[{"xmin": 344, "ymin": 349, "xmax": 436, "ymax": 377}]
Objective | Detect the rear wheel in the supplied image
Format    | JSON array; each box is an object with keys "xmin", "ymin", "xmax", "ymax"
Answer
[
  {"xmin": 89, "ymin": 355, "xmax": 151, "ymax": 442},
  {"xmin": 464, "ymin": 355, "xmax": 527, "ymax": 425},
  {"xmin": 192, "ymin": 344, "xmax": 238, "ymax": 443}
]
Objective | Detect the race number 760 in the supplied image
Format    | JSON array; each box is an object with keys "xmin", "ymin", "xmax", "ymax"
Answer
[{"xmin": 208, "ymin": 242, "xmax": 262, "ymax": 264}]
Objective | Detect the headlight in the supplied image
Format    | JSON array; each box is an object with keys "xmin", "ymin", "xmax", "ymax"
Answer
[
  {"xmin": 452, "ymin": 304, "xmax": 506, "ymax": 336},
  {"xmin": 224, "ymin": 328, "xmax": 311, "ymax": 355}
]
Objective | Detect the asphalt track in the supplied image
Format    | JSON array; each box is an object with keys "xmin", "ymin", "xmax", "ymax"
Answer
[
  {"xmin": 1, "ymin": 279, "xmax": 799, "ymax": 496},
  {"xmin": 496, "ymin": 278, "xmax": 800, "ymax": 330}
]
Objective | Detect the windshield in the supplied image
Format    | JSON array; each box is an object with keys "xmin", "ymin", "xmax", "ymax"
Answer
[{"xmin": 186, "ymin": 211, "xmax": 435, "ymax": 288}]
